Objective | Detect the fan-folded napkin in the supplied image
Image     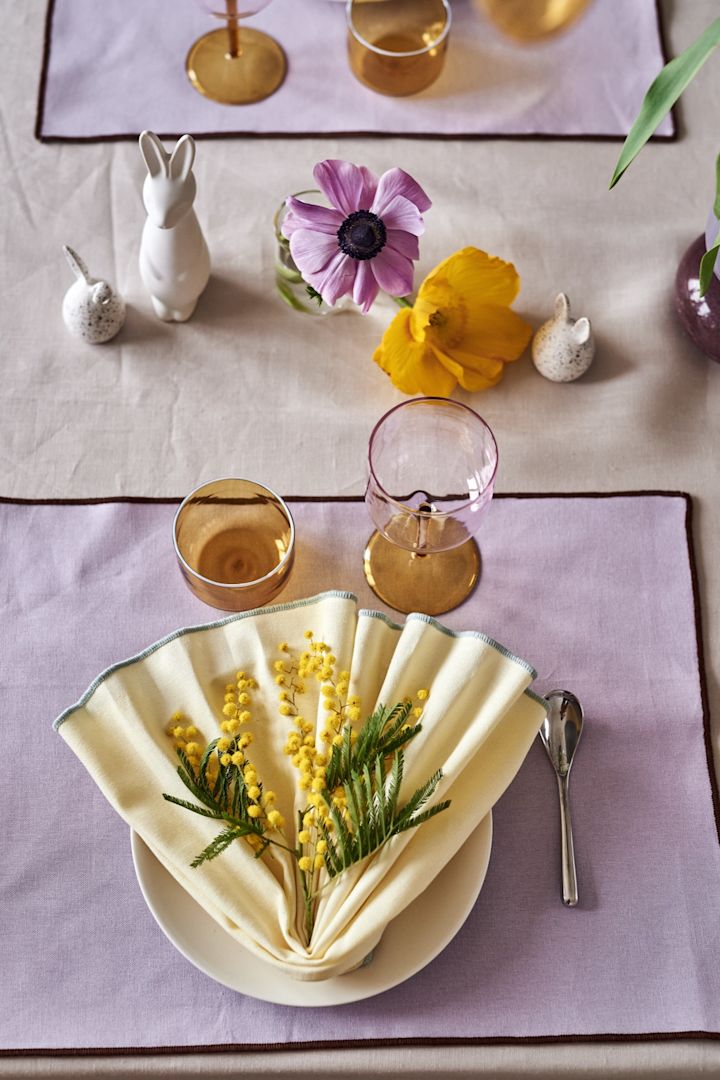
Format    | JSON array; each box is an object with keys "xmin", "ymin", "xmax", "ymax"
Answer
[{"xmin": 55, "ymin": 592, "xmax": 546, "ymax": 981}]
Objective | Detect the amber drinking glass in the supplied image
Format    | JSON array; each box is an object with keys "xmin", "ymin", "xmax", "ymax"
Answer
[
  {"xmin": 186, "ymin": 0, "xmax": 286, "ymax": 105},
  {"xmin": 173, "ymin": 478, "xmax": 295, "ymax": 611},
  {"xmin": 475, "ymin": 0, "xmax": 592, "ymax": 42},
  {"xmin": 363, "ymin": 398, "xmax": 498, "ymax": 616},
  {"xmin": 347, "ymin": 0, "xmax": 451, "ymax": 97}
]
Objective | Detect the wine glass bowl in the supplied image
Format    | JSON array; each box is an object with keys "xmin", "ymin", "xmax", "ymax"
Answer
[
  {"xmin": 186, "ymin": 0, "xmax": 286, "ymax": 105},
  {"xmin": 363, "ymin": 398, "xmax": 498, "ymax": 616}
]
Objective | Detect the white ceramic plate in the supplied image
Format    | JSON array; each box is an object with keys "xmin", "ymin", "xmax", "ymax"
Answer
[{"xmin": 131, "ymin": 813, "xmax": 492, "ymax": 1006}]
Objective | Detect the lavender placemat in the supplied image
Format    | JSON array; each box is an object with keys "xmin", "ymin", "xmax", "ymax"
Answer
[
  {"xmin": 2, "ymin": 492, "xmax": 718, "ymax": 1055},
  {"xmin": 36, "ymin": 0, "xmax": 675, "ymax": 142}
]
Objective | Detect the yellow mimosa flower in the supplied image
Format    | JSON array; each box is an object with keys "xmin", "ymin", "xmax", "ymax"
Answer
[{"xmin": 373, "ymin": 247, "xmax": 532, "ymax": 396}]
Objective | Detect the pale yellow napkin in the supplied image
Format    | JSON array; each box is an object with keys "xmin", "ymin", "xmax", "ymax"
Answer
[{"xmin": 56, "ymin": 591, "xmax": 546, "ymax": 981}]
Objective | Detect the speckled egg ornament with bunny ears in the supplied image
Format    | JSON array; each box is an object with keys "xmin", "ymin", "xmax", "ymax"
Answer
[
  {"xmin": 532, "ymin": 293, "xmax": 595, "ymax": 382},
  {"xmin": 62, "ymin": 246, "xmax": 126, "ymax": 343},
  {"xmin": 139, "ymin": 131, "xmax": 211, "ymax": 322}
]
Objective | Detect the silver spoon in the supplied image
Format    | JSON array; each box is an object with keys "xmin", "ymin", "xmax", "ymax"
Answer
[{"xmin": 539, "ymin": 690, "xmax": 584, "ymax": 907}]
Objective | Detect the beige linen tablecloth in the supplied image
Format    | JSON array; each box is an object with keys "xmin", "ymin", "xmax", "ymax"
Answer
[{"xmin": 2, "ymin": 0, "xmax": 720, "ymax": 1075}]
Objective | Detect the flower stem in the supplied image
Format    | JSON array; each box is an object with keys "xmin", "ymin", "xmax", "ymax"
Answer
[
  {"xmin": 393, "ymin": 295, "xmax": 413, "ymax": 308},
  {"xmin": 301, "ymin": 870, "xmax": 315, "ymax": 946}
]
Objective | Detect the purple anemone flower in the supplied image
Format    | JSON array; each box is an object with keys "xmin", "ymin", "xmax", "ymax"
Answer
[{"xmin": 281, "ymin": 159, "xmax": 431, "ymax": 314}]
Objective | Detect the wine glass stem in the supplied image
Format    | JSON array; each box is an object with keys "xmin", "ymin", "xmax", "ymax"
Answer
[
  {"xmin": 416, "ymin": 501, "xmax": 434, "ymax": 556},
  {"xmin": 226, "ymin": 0, "xmax": 241, "ymax": 59}
]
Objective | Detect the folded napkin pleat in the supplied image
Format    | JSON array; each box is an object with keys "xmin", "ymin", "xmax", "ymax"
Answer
[{"xmin": 56, "ymin": 592, "xmax": 546, "ymax": 981}]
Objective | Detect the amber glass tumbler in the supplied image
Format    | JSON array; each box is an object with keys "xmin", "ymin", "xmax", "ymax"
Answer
[
  {"xmin": 173, "ymin": 478, "xmax": 295, "ymax": 611},
  {"xmin": 347, "ymin": 0, "xmax": 451, "ymax": 97}
]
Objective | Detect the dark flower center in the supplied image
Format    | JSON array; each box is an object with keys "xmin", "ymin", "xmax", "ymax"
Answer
[{"xmin": 337, "ymin": 210, "xmax": 387, "ymax": 261}]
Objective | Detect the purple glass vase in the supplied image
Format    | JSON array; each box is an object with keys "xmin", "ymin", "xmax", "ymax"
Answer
[{"xmin": 674, "ymin": 234, "xmax": 720, "ymax": 363}]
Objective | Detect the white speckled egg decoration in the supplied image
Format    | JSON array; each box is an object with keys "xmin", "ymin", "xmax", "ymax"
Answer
[
  {"xmin": 62, "ymin": 246, "xmax": 126, "ymax": 344},
  {"xmin": 532, "ymin": 292, "xmax": 594, "ymax": 382}
]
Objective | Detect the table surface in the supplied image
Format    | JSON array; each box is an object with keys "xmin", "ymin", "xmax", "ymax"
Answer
[{"xmin": 3, "ymin": 0, "xmax": 720, "ymax": 1076}]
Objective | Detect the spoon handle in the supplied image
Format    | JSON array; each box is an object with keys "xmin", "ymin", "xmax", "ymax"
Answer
[{"xmin": 557, "ymin": 774, "xmax": 578, "ymax": 907}]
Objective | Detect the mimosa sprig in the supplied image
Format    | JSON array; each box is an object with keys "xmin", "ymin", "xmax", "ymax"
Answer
[
  {"xmin": 162, "ymin": 635, "xmax": 450, "ymax": 946},
  {"xmin": 163, "ymin": 675, "xmax": 288, "ymax": 868}
]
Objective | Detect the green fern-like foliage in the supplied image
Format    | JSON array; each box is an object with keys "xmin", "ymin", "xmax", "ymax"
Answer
[
  {"xmin": 162, "ymin": 701, "xmax": 450, "ymax": 882},
  {"xmin": 318, "ymin": 701, "xmax": 450, "ymax": 877},
  {"xmin": 162, "ymin": 741, "xmax": 269, "ymax": 868}
]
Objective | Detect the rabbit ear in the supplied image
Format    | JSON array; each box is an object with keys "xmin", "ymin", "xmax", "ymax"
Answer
[
  {"xmin": 554, "ymin": 292, "xmax": 570, "ymax": 320},
  {"xmin": 573, "ymin": 316, "xmax": 591, "ymax": 344},
  {"xmin": 139, "ymin": 130, "xmax": 168, "ymax": 178},
  {"xmin": 169, "ymin": 134, "xmax": 195, "ymax": 181},
  {"xmin": 91, "ymin": 281, "xmax": 112, "ymax": 307},
  {"xmin": 63, "ymin": 245, "xmax": 90, "ymax": 284}
]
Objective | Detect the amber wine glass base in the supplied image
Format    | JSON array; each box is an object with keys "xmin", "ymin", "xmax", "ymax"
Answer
[
  {"xmin": 186, "ymin": 27, "xmax": 287, "ymax": 105},
  {"xmin": 363, "ymin": 531, "xmax": 481, "ymax": 616}
]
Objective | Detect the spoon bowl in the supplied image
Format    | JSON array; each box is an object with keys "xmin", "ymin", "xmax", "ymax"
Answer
[
  {"xmin": 540, "ymin": 689, "xmax": 583, "ymax": 777},
  {"xmin": 540, "ymin": 690, "xmax": 584, "ymax": 906}
]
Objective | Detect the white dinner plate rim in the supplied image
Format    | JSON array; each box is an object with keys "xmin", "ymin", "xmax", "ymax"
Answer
[{"xmin": 130, "ymin": 813, "xmax": 493, "ymax": 1007}]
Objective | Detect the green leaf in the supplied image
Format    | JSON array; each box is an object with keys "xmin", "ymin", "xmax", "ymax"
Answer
[
  {"xmin": 231, "ymin": 770, "xmax": 244, "ymax": 818},
  {"xmin": 305, "ymin": 285, "xmax": 325, "ymax": 307},
  {"xmin": 162, "ymin": 793, "xmax": 222, "ymax": 819},
  {"xmin": 394, "ymin": 768, "xmax": 443, "ymax": 829},
  {"xmin": 199, "ymin": 738, "xmax": 219, "ymax": 784},
  {"xmin": 385, "ymin": 751, "xmax": 404, "ymax": 818},
  {"xmin": 176, "ymin": 764, "xmax": 218, "ymax": 811},
  {"xmin": 344, "ymin": 776, "xmax": 363, "ymax": 850},
  {"xmin": 328, "ymin": 805, "xmax": 354, "ymax": 871},
  {"xmin": 713, "ymin": 150, "xmax": 720, "ymax": 220},
  {"xmin": 318, "ymin": 819, "xmax": 343, "ymax": 876},
  {"xmin": 190, "ymin": 826, "xmax": 242, "ymax": 868},
  {"xmin": 699, "ymin": 241, "xmax": 720, "ymax": 296},
  {"xmin": 395, "ymin": 800, "xmax": 452, "ymax": 834},
  {"xmin": 212, "ymin": 758, "xmax": 230, "ymax": 802},
  {"xmin": 375, "ymin": 756, "xmax": 387, "ymax": 843},
  {"xmin": 362, "ymin": 764, "xmax": 378, "ymax": 850},
  {"xmin": 378, "ymin": 725, "xmax": 422, "ymax": 760},
  {"xmin": 610, "ymin": 17, "xmax": 720, "ymax": 188},
  {"xmin": 176, "ymin": 746, "xmax": 197, "ymax": 780}
]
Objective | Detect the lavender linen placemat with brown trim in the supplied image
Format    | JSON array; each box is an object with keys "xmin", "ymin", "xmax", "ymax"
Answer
[
  {"xmin": 36, "ymin": 0, "xmax": 675, "ymax": 142},
  {"xmin": 2, "ymin": 492, "xmax": 718, "ymax": 1054}
]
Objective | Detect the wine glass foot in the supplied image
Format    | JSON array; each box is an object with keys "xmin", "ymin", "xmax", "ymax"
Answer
[
  {"xmin": 363, "ymin": 531, "xmax": 481, "ymax": 616},
  {"xmin": 186, "ymin": 27, "xmax": 287, "ymax": 105}
]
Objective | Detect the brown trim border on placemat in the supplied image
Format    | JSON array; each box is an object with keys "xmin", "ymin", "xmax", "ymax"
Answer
[
  {"xmin": 0, "ymin": 490, "xmax": 715, "ymax": 1056},
  {"xmin": 33, "ymin": 0, "xmax": 678, "ymax": 144}
]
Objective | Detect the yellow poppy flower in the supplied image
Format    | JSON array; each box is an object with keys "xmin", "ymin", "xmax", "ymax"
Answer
[{"xmin": 373, "ymin": 247, "xmax": 532, "ymax": 396}]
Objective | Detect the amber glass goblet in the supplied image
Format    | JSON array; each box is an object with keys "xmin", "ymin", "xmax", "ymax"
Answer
[
  {"xmin": 363, "ymin": 398, "xmax": 498, "ymax": 616},
  {"xmin": 186, "ymin": 0, "xmax": 287, "ymax": 105},
  {"xmin": 173, "ymin": 478, "xmax": 295, "ymax": 611}
]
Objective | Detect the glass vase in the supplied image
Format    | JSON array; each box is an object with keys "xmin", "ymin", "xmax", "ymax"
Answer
[
  {"xmin": 674, "ymin": 216, "xmax": 720, "ymax": 364},
  {"xmin": 274, "ymin": 190, "xmax": 355, "ymax": 316}
]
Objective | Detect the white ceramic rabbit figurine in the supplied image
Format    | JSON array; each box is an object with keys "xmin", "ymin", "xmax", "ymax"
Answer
[
  {"xmin": 62, "ymin": 246, "xmax": 126, "ymax": 343},
  {"xmin": 532, "ymin": 293, "xmax": 595, "ymax": 382},
  {"xmin": 138, "ymin": 131, "xmax": 210, "ymax": 322}
]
